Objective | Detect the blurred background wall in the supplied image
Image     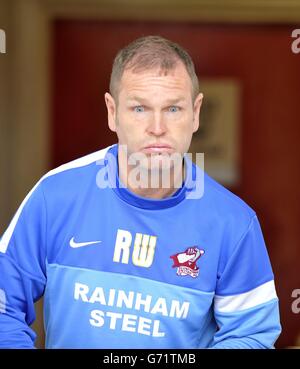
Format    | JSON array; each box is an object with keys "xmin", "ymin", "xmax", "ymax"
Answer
[
  {"xmin": 0, "ymin": 0, "xmax": 10, "ymax": 239},
  {"xmin": 0, "ymin": 0, "xmax": 300, "ymax": 349}
]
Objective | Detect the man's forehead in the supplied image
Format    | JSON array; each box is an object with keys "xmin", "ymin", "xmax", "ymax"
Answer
[{"xmin": 119, "ymin": 66, "xmax": 193, "ymax": 96}]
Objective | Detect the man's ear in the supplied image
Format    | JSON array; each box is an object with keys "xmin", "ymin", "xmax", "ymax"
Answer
[
  {"xmin": 105, "ymin": 92, "xmax": 117, "ymax": 132},
  {"xmin": 192, "ymin": 93, "xmax": 204, "ymax": 133}
]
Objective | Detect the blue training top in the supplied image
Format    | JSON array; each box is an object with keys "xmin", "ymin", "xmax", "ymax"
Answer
[{"xmin": 0, "ymin": 144, "xmax": 281, "ymax": 348}]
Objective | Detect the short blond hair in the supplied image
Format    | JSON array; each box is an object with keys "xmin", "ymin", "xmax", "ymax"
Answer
[{"xmin": 109, "ymin": 35, "xmax": 199, "ymax": 101}]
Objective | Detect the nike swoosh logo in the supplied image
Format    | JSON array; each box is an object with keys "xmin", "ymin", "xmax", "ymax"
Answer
[{"xmin": 69, "ymin": 237, "xmax": 102, "ymax": 248}]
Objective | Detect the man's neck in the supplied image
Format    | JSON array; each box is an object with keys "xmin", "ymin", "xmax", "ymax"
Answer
[{"xmin": 118, "ymin": 149, "xmax": 185, "ymax": 200}]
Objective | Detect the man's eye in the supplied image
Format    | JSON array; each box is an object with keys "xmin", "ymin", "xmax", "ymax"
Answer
[
  {"xmin": 169, "ymin": 106, "xmax": 180, "ymax": 112},
  {"xmin": 133, "ymin": 106, "xmax": 145, "ymax": 113}
]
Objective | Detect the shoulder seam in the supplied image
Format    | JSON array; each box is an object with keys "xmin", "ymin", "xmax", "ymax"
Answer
[
  {"xmin": 210, "ymin": 181, "xmax": 253, "ymax": 216},
  {"xmin": 216, "ymin": 214, "xmax": 257, "ymax": 280},
  {"xmin": 233, "ymin": 214, "xmax": 258, "ymax": 252}
]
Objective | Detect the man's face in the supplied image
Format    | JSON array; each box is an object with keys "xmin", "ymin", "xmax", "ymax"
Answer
[{"xmin": 105, "ymin": 62, "xmax": 203, "ymax": 170}]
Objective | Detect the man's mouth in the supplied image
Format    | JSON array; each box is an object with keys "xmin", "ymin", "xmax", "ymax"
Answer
[{"xmin": 141, "ymin": 144, "xmax": 173, "ymax": 154}]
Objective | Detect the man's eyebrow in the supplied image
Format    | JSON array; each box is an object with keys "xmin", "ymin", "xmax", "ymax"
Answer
[
  {"xmin": 126, "ymin": 96, "xmax": 186, "ymax": 104},
  {"xmin": 126, "ymin": 96, "xmax": 149, "ymax": 104}
]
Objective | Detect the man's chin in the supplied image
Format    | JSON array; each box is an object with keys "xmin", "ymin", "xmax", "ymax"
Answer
[
  {"xmin": 125, "ymin": 149, "xmax": 184, "ymax": 172},
  {"xmin": 139, "ymin": 155, "xmax": 177, "ymax": 172}
]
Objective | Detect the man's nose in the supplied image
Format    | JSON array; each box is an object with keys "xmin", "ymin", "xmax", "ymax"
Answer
[{"xmin": 147, "ymin": 111, "xmax": 167, "ymax": 136}]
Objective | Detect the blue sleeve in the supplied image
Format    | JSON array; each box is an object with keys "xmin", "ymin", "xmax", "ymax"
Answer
[
  {"xmin": 0, "ymin": 182, "xmax": 47, "ymax": 348},
  {"xmin": 211, "ymin": 215, "xmax": 281, "ymax": 349}
]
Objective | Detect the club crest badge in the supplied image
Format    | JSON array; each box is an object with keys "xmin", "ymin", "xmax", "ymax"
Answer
[{"xmin": 170, "ymin": 247, "xmax": 205, "ymax": 278}]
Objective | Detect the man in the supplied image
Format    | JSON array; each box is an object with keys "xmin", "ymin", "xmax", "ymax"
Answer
[{"xmin": 0, "ymin": 35, "xmax": 281, "ymax": 348}]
